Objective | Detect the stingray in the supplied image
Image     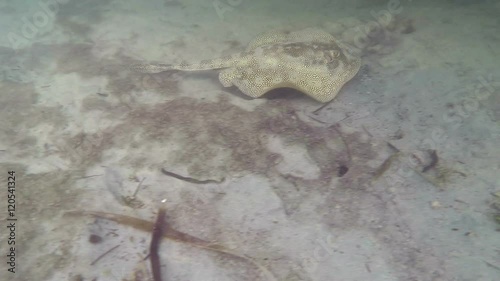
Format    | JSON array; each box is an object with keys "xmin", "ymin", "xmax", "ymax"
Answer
[{"xmin": 131, "ymin": 28, "xmax": 361, "ymax": 103}]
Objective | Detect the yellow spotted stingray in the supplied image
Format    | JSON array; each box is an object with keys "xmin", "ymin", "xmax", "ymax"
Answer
[{"xmin": 131, "ymin": 28, "xmax": 361, "ymax": 103}]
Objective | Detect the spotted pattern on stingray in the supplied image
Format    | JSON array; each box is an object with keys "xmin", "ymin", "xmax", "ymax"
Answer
[{"xmin": 131, "ymin": 28, "xmax": 361, "ymax": 103}]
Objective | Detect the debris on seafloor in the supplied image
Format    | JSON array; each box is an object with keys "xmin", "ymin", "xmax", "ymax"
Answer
[
  {"xmin": 90, "ymin": 244, "xmax": 120, "ymax": 266},
  {"xmin": 371, "ymin": 151, "xmax": 401, "ymax": 183},
  {"xmin": 421, "ymin": 149, "xmax": 438, "ymax": 173},
  {"xmin": 122, "ymin": 177, "xmax": 146, "ymax": 209},
  {"xmin": 160, "ymin": 168, "xmax": 225, "ymax": 184},
  {"xmin": 104, "ymin": 167, "xmax": 145, "ymax": 208},
  {"xmin": 66, "ymin": 210, "xmax": 277, "ymax": 281},
  {"xmin": 150, "ymin": 208, "xmax": 166, "ymax": 281},
  {"xmin": 370, "ymin": 143, "xmax": 466, "ymax": 188}
]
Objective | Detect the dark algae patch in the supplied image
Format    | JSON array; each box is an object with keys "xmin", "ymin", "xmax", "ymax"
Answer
[{"xmin": 125, "ymin": 96, "xmax": 379, "ymax": 190}]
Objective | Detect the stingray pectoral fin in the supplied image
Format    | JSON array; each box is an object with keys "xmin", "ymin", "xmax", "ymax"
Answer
[{"xmin": 130, "ymin": 63, "xmax": 174, "ymax": 73}]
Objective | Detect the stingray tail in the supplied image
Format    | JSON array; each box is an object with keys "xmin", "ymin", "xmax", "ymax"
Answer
[{"xmin": 130, "ymin": 63, "xmax": 174, "ymax": 73}]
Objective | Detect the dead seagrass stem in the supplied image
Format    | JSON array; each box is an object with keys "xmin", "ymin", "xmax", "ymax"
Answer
[{"xmin": 66, "ymin": 210, "xmax": 278, "ymax": 281}]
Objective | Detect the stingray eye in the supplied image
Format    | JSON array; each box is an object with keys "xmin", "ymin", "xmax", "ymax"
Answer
[{"xmin": 325, "ymin": 50, "xmax": 339, "ymax": 62}]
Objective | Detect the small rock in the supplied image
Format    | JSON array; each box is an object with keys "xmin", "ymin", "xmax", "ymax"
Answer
[{"xmin": 430, "ymin": 200, "xmax": 442, "ymax": 209}]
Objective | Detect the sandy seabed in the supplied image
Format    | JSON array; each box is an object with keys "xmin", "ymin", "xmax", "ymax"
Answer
[{"xmin": 0, "ymin": 0, "xmax": 499, "ymax": 280}]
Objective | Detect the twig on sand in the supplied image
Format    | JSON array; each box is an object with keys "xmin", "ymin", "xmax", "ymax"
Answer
[
  {"xmin": 90, "ymin": 244, "xmax": 120, "ymax": 266},
  {"xmin": 161, "ymin": 168, "xmax": 225, "ymax": 184},
  {"xmin": 150, "ymin": 208, "xmax": 166, "ymax": 281},
  {"xmin": 66, "ymin": 210, "xmax": 277, "ymax": 281}
]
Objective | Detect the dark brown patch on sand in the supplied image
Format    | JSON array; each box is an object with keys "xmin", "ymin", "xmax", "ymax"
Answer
[{"xmin": 0, "ymin": 163, "xmax": 84, "ymax": 281}]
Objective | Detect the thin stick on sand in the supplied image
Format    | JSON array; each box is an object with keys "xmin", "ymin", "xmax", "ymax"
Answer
[{"xmin": 66, "ymin": 210, "xmax": 277, "ymax": 281}]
